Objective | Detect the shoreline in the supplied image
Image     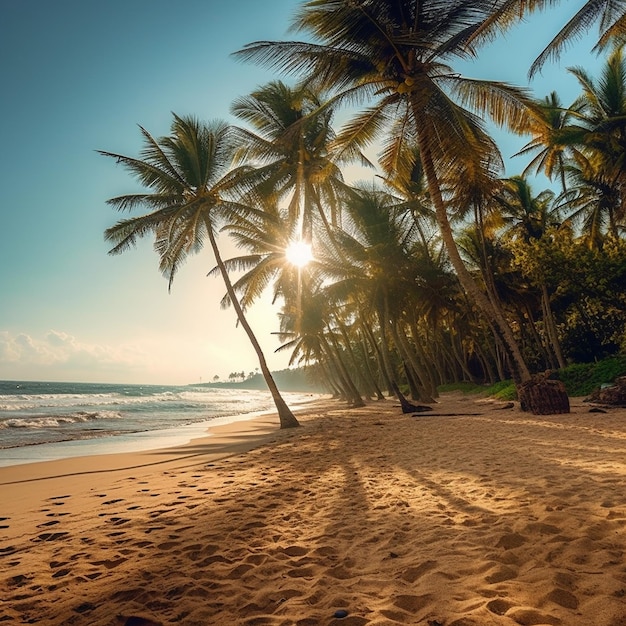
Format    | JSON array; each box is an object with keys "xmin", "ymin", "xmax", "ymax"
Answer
[
  {"xmin": 0, "ymin": 392, "xmax": 326, "ymax": 469},
  {"xmin": 3, "ymin": 392, "xmax": 626, "ymax": 625},
  {"xmin": 0, "ymin": 396, "xmax": 336, "ymax": 539}
]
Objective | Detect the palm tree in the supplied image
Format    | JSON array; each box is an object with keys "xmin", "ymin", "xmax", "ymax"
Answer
[
  {"xmin": 99, "ymin": 114, "xmax": 300, "ymax": 428},
  {"xmin": 558, "ymin": 156, "xmax": 620, "ymax": 249},
  {"xmin": 211, "ymin": 195, "xmax": 302, "ymax": 311},
  {"xmin": 516, "ymin": 91, "xmax": 587, "ymax": 191},
  {"xmin": 495, "ymin": 176, "xmax": 567, "ymax": 368},
  {"xmin": 567, "ymin": 45, "xmax": 626, "ymax": 234},
  {"xmin": 234, "ymin": 0, "xmax": 536, "ymax": 383},
  {"xmin": 319, "ymin": 184, "xmax": 438, "ymax": 402},
  {"xmin": 477, "ymin": 1, "xmax": 626, "ymax": 77},
  {"xmin": 230, "ymin": 80, "xmax": 363, "ymax": 241}
]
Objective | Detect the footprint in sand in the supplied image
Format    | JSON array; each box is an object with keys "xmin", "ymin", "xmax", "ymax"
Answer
[
  {"xmin": 401, "ymin": 560, "xmax": 438, "ymax": 583},
  {"xmin": 119, "ymin": 614, "xmax": 162, "ymax": 625},
  {"xmin": 485, "ymin": 564, "xmax": 518, "ymax": 584},
  {"xmin": 495, "ymin": 532, "xmax": 527, "ymax": 550},
  {"xmin": 51, "ymin": 567, "xmax": 71, "ymax": 579},
  {"xmin": 505, "ymin": 606, "xmax": 561, "ymax": 625},
  {"xmin": 107, "ymin": 531, "xmax": 126, "ymax": 538},
  {"xmin": 486, "ymin": 598, "xmax": 515, "ymax": 615},
  {"xmin": 88, "ymin": 557, "xmax": 128, "ymax": 569},
  {"xmin": 543, "ymin": 587, "xmax": 579, "ymax": 609},
  {"xmin": 392, "ymin": 593, "xmax": 432, "ymax": 613},
  {"xmin": 7, "ymin": 573, "xmax": 32, "ymax": 587}
]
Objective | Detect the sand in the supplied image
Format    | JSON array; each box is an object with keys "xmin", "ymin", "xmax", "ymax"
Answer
[{"xmin": 1, "ymin": 392, "xmax": 626, "ymax": 625}]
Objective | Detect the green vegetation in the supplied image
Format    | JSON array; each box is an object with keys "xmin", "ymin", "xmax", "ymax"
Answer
[
  {"xmin": 439, "ymin": 356, "xmax": 626, "ymax": 400},
  {"xmin": 556, "ymin": 356, "xmax": 626, "ymax": 397},
  {"xmin": 438, "ymin": 380, "xmax": 518, "ymax": 401}
]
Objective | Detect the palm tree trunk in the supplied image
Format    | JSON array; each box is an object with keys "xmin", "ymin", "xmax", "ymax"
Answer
[
  {"xmin": 361, "ymin": 319, "xmax": 394, "ymax": 396},
  {"xmin": 541, "ymin": 282, "xmax": 566, "ymax": 369},
  {"xmin": 416, "ymin": 142, "xmax": 532, "ymax": 383},
  {"xmin": 206, "ymin": 222, "xmax": 299, "ymax": 428},
  {"xmin": 390, "ymin": 319, "xmax": 435, "ymax": 402},
  {"xmin": 358, "ymin": 335, "xmax": 385, "ymax": 400},
  {"xmin": 324, "ymin": 328, "xmax": 365, "ymax": 407}
]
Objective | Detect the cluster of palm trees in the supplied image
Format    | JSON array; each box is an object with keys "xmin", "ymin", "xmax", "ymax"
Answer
[{"xmin": 101, "ymin": 0, "xmax": 626, "ymax": 425}]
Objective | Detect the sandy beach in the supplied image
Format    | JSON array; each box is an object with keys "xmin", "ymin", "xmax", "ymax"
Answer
[{"xmin": 1, "ymin": 392, "xmax": 626, "ymax": 625}]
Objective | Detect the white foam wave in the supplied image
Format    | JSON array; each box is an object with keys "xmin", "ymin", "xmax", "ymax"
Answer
[{"xmin": 0, "ymin": 411, "xmax": 123, "ymax": 429}]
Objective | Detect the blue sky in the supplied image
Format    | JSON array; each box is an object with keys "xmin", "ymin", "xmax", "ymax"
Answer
[{"xmin": 0, "ymin": 1, "xmax": 605, "ymax": 384}]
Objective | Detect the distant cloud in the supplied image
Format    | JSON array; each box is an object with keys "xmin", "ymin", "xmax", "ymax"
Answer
[{"xmin": 0, "ymin": 330, "xmax": 147, "ymax": 382}]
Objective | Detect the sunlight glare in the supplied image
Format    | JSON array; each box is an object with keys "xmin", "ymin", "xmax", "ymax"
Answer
[{"xmin": 286, "ymin": 240, "xmax": 313, "ymax": 268}]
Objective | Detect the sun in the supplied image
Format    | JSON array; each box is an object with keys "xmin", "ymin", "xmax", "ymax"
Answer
[{"xmin": 285, "ymin": 240, "xmax": 313, "ymax": 268}]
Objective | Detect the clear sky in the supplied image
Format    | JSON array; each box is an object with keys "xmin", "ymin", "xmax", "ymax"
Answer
[{"xmin": 0, "ymin": 0, "xmax": 605, "ymax": 385}]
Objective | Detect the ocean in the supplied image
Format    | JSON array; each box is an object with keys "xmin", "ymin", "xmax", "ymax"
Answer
[{"xmin": 0, "ymin": 380, "xmax": 315, "ymax": 467}]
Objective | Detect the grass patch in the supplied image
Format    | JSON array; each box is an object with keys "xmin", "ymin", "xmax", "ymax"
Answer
[{"xmin": 484, "ymin": 380, "xmax": 518, "ymax": 400}]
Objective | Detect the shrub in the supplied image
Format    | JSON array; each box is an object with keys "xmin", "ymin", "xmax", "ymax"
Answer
[{"xmin": 557, "ymin": 356, "xmax": 626, "ymax": 396}]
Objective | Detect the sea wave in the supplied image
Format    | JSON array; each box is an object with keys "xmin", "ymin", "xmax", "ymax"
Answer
[
  {"xmin": 0, "ymin": 410, "xmax": 123, "ymax": 429},
  {"xmin": 0, "ymin": 392, "xmax": 185, "ymax": 411}
]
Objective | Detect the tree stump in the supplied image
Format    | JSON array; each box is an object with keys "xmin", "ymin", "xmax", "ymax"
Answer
[{"xmin": 518, "ymin": 372, "xmax": 570, "ymax": 415}]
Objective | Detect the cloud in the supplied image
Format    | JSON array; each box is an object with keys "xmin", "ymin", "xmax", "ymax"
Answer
[{"xmin": 0, "ymin": 330, "xmax": 148, "ymax": 382}]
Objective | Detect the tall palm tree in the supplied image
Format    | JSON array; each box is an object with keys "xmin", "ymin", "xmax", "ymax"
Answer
[
  {"xmin": 99, "ymin": 114, "xmax": 300, "ymax": 429},
  {"xmin": 320, "ymin": 184, "xmax": 437, "ymax": 402},
  {"xmin": 234, "ymin": 0, "xmax": 536, "ymax": 383}
]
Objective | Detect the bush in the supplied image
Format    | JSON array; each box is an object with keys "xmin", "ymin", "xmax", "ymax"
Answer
[
  {"xmin": 437, "ymin": 355, "xmax": 626, "ymax": 400},
  {"xmin": 557, "ymin": 355, "xmax": 626, "ymax": 396}
]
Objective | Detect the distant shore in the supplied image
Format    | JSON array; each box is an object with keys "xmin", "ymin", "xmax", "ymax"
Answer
[
  {"xmin": 196, "ymin": 367, "xmax": 326, "ymax": 393},
  {"xmin": 2, "ymin": 392, "xmax": 626, "ymax": 625}
]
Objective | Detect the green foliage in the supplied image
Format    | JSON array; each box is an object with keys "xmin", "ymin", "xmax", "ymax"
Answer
[
  {"xmin": 439, "ymin": 356, "xmax": 626, "ymax": 401},
  {"xmin": 437, "ymin": 380, "xmax": 518, "ymax": 399},
  {"xmin": 485, "ymin": 380, "xmax": 518, "ymax": 400},
  {"xmin": 556, "ymin": 356, "xmax": 626, "ymax": 396},
  {"xmin": 508, "ymin": 230, "xmax": 626, "ymax": 364}
]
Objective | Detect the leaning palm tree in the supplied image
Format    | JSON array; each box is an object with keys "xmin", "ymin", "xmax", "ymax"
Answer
[
  {"xmin": 99, "ymin": 114, "xmax": 300, "ymax": 428},
  {"xmin": 234, "ymin": 0, "xmax": 536, "ymax": 383}
]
